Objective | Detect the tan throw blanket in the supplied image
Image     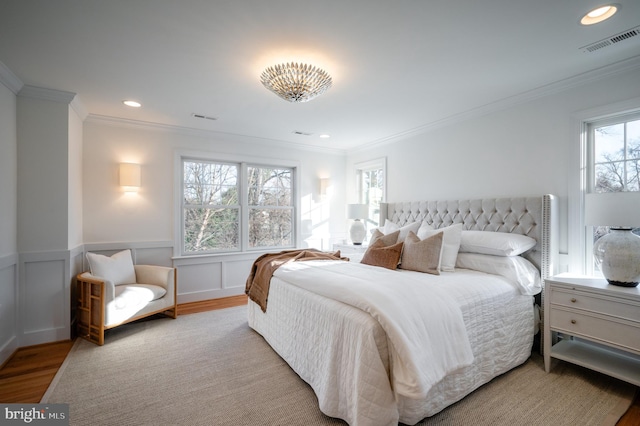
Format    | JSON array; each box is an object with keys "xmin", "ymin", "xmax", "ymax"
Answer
[{"xmin": 245, "ymin": 249, "xmax": 346, "ymax": 312}]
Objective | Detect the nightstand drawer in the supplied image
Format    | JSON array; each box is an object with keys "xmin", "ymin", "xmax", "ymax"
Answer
[
  {"xmin": 549, "ymin": 308, "xmax": 640, "ymax": 352},
  {"xmin": 551, "ymin": 288, "xmax": 640, "ymax": 322}
]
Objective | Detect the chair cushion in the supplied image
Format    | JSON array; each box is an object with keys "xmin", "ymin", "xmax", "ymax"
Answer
[
  {"xmin": 114, "ymin": 284, "xmax": 167, "ymax": 309},
  {"xmin": 86, "ymin": 249, "xmax": 137, "ymax": 285}
]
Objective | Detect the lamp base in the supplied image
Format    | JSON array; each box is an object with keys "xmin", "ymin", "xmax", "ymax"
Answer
[
  {"xmin": 593, "ymin": 227, "xmax": 640, "ymax": 288},
  {"xmin": 349, "ymin": 219, "xmax": 366, "ymax": 245}
]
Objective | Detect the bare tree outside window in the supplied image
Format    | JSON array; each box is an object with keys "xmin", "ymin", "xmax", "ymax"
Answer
[
  {"xmin": 591, "ymin": 118, "xmax": 640, "ymax": 246},
  {"xmin": 247, "ymin": 166, "xmax": 293, "ymax": 248},
  {"xmin": 181, "ymin": 159, "xmax": 295, "ymax": 255},
  {"xmin": 183, "ymin": 161, "xmax": 239, "ymax": 253}
]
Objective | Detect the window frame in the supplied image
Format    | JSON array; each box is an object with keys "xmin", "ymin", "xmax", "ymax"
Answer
[
  {"xmin": 584, "ymin": 111, "xmax": 640, "ymax": 275},
  {"xmin": 575, "ymin": 103, "xmax": 640, "ymax": 275},
  {"xmin": 174, "ymin": 150, "xmax": 300, "ymax": 257},
  {"xmin": 354, "ymin": 157, "xmax": 386, "ymax": 228}
]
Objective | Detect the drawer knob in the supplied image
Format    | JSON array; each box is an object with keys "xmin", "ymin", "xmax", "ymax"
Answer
[
  {"xmin": 571, "ymin": 319, "xmax": 576, "ymax": 324},
  {"xmin": 571, "ymin": 298, "xmax": 577, "ymax": 303}
]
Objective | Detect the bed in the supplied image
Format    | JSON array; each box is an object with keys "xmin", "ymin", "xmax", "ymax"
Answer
[{"xmin": 247, "ymin": 195, "xmax": 558, "ymax": 425}]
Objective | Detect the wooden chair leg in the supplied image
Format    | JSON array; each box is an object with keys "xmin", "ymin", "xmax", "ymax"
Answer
[{"xmin": 76, "ymin": 276, "xmax": 105, "ymax": 346}]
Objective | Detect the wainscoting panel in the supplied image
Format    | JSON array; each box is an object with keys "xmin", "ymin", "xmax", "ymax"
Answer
[
  {"xmin": 174, "ymin": 252, "xmax": 261, "ymax": 304},
  {"xmin": 0, "ymin": 253, "xmax": 18, "ymax": 366},
  {"xmin": 20, "ymin": 250, "xmax": 71, "ymax": 346}
]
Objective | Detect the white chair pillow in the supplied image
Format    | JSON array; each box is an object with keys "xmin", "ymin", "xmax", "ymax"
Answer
[{"xmin": 86, "ymin": 249, "xmax": 137, "ymax": 285}]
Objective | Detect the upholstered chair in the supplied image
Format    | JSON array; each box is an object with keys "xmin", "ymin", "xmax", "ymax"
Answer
[{"xmin": 76, "ymin": 249, "xmax": 177, "ymax": 345}]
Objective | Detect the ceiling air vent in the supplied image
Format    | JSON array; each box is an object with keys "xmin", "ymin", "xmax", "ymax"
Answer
[
  {"xmin": 191, "ymin": 113, "xmax": 217, "ymax": 121},
  {"xmin": 581, "ymin": 26, "xmax": 640, "ymax": 53},
  {"xmin": 292, "ymin": 130, "xmax": 313, "ymax": 136}
]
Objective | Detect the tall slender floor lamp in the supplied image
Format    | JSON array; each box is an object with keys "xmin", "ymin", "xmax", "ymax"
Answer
[
  {"xmin": 585, "ymin": 192, "xmax": 640, "ymax": 287},
  {"xmin": 347, "ymin": 204, "xmax": 369, "ymax": 245}
]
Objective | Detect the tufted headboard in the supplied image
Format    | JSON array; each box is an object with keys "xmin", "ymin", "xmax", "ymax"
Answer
[{"xmin": 380, "ymin": 195, "xmax": 558, "ymax": 279}]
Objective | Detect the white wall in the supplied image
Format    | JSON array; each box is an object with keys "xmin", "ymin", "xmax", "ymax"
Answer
[
  {"xmin": 347, "ymin": 63, "xmax": 640, "ymax": 273},
  {"xmin": 17, "ymin": 97, "xmax": 70, "ymax": 252},
  {"xmin": 68, "ymin": 106, "xmax": 84, "ymax": 249},
  {"xmin": 82, "ymin": 119, "xmax": 347, "ymax": 301},
  {"xmin": 0, "ymin": 71, "xmax": 19, "ymax": 365}
]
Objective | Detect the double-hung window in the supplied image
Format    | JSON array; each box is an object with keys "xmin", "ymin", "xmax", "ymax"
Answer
[
  {"xmin": 180, "ymin": 157, "xmax": 296, "ymax": 255},
  {"xmin": 355, "ymin": 158, "xmax": 386, "ymax": 227},
  {"xmin": 584, "ymin": 112, "xmax": 640, "ymax": 273}
]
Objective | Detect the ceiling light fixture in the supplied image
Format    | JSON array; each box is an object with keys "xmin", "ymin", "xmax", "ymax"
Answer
[
  {"xmin": 260, "ymin": 62, "xmax": 332, "ymax": 103},
  {"xmin": 123, "ymin": 100, "xmax": 142, "ymax": 108},
  {"xmin": 580, "ymin": 4, "xmax": 619, "ymax": 25}
]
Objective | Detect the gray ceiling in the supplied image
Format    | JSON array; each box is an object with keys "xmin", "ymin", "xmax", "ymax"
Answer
[{"xmin": 1, "ymin": 0, "xmax": 639, "ymax": 151}]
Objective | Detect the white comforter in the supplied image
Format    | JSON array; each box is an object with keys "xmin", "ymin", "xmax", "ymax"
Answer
[
  {"xmin": 248, "ymin": 260, "xmax": 535, "ymax": 425},
  {"xmin": 273, "ymin": 260, "xmax": 474, "ymax": 400}
]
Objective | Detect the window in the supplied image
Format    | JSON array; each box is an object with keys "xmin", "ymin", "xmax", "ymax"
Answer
[
  {"xmin": 584, "ymin": 112, "xmax": 640, "ymax": 273},
  {"xmin": 355, "ymin": 158, "xmax": 386, "ymax": 227},
  {"xmin": 180, "ymin": 157, "xmax": 296, "ymax": 255}
]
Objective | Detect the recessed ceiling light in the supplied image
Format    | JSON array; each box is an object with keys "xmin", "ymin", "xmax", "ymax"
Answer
[
  {"xmin": 580, "ymin": 4, "xmax": 619, "ymax": 25},
  {"xmin": 319, "ymin": 134, "xmax": 331, "ymax": 139},
  {"xmin": 123, "ymin": 100, "xmax": 142, "ymax": 108}
]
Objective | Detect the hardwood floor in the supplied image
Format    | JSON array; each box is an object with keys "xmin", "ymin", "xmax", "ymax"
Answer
[{"xmin": 1, "ymin": 293, "xmax": 638, "ymax": 426}]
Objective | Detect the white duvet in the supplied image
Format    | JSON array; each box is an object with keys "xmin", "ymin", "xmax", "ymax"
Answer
[
  {"xmin": 248, "ymin": 260, "xmax": 535, "ymax": 426},
  {"xmin": 273, "ymin": 260, "xmax": 474, "ymax": 400}
]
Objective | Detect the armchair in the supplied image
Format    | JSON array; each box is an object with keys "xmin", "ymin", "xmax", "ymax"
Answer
[{"xmin": 76, "ymin": 249, "xmax": 177, "ymax": 345}]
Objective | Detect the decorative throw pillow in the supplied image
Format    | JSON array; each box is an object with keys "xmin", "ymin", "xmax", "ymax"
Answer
[
  {"xmin": 459, "ymin": 230, "xmax": 537, "ymax": 256},
  {"xmin": 86, "ymin": 249, "xmax": 137, "ymax": 285},
  {"xmin": 417, "ymin": 223, "xmax": 463, "ymax": 272},
  {"xmin": 370, "ymin": 229, "xmax": 401, "ymax": 246},
  {"xmin": 361, "ymin": 239, "xmax": 404, "ymax": 270},
  {"xmin": 399, "ymin": 231, "xmax": 443, "ymax": 275},
  {"xmin": 381, "ymin": 220, "xmax": 420, "ymax": 243}
]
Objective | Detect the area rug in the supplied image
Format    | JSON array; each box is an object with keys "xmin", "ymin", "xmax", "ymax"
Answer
[{"xmin": 42, "ymin": 306, "xmax": 635, "ymax": 425}]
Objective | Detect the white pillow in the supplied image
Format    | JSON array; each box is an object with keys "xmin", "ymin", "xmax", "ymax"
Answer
[
  {"xmin": 86, "ymin": 249, "xmax": 137, "ymax": 285},
  {"xmin": 455, "ymin": 252, "xmax": 541, "ymax": 295},
  {"xmin": 380, "ymin": 220, "xmax": 420, "ymax": 243},
  {"xmin": 417, "ymin": 223, "xmax": 462, "ymax": 272},
  {"xmin": 459, "ymin": 230, "xmax": 536, "ymax": 256}
]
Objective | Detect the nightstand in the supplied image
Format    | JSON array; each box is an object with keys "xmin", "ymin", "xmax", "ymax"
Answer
[
  {"xmin": 332, "ymin": 243, "xmax": 368, "ymax": 255},
  {"xmin": 543, "ymin": 274, "xmax": 640, "ymax": 386}
]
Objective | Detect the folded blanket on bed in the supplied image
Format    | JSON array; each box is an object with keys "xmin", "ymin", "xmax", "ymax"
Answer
[
  {"xmin": 245, "ymin": 249, "xmax": 346, "ymax": 312},
  {"xmin": 273, "ymin": 260, "xmax": 475, "ymax": 400}
]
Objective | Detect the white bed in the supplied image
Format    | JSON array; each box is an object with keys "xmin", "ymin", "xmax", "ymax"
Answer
[{"xmin": 247, "ymin": 195, "xmax": 558, "ymax": 425}]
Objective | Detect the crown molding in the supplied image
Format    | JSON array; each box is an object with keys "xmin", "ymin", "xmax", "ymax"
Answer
[
  {"xmin": 349, "ymin": 54, "xmax": 640, "ymax": 155},
  {"xmin": 0, "ymin": 61, "xmax": 23, "ymax": 94},
  {"xmin": 18, "ymin": 85, "xmax": 76, "ymax": 103},
  {"xmin": 17, "ymin": 85, "xmax": 88, "ymax": 120},
  {"xmin": 85, "ymin": 114, "xmax": 347, "ymax": 156}
]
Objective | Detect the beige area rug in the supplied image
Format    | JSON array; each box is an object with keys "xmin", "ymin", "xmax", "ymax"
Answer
[{"xmin": 43, "ymin": 306, "xmax": 636, "ymax": 426}]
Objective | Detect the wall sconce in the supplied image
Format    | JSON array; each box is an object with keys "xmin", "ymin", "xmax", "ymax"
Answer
[
  {"xmin": 320, "ymin": 178, "xmax": 330, "ymax": 197},
  {"xmin": 119, "ymin": 163, "xmax": 141, "ymax": 192}
]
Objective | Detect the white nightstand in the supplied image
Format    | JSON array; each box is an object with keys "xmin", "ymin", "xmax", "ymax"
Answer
[
  {"xmin": 332, "ymin": 243, "xmax": 368, "ymax": 255},
  {"xmin": 543, "ymin": 274, "xmax": 640, "ymax": 386}
]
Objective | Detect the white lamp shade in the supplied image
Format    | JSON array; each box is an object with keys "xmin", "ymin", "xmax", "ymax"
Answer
[
  {"xmin": 119, "ymin": 163, "xmax": 141, "ymax": 187},
  {"xmin": 585, "ymin": 192, "xmax": 640, "ymax": 227},
  {"xmin": 347, "ymin": 204, "xmax": 369, "ymax": 220}
]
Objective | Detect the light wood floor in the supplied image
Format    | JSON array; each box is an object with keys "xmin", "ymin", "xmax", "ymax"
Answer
[{"xmin": 1, "ymin": 294, "xmax": 638, "ymax": 425}]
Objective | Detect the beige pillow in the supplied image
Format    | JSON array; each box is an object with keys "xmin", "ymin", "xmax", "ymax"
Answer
[
  {"xmin": 370, "ymin": 229, "xmax": 401, "ymax": 246},
  {"xmin": 361, "ymin": 239, "xmax": 404, "ymax": 270},
  {"xmin": 399, "ymin": 231, "xmax": 443, "ymax": 275}
]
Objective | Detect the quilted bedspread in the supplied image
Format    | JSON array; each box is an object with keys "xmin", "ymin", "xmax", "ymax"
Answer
[{"xmin": 248, "ymin": 261, "xmax": 534, "ymax": 425}]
